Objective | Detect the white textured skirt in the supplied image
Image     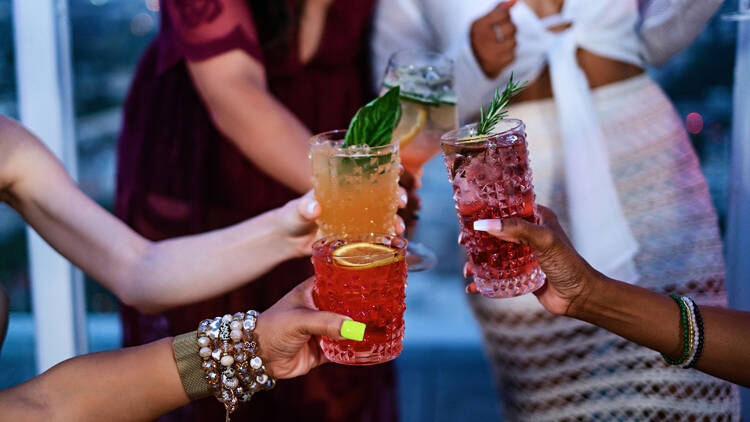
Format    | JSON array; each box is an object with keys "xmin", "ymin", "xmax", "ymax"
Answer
[{"xmin": 470, "ymin": 74, "xmax": 740, "ymax": 421}]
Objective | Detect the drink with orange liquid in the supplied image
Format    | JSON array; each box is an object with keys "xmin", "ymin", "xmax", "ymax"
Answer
[
  {"xmin": 312, "ymin": 234, "xmax": 407, "ymax": 365},
  {"xmin": 310, "ymin": 130, "xmax": 400, "ymax": 235}
]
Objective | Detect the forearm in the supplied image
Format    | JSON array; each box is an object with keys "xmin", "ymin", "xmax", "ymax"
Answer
[
  {"xmin": 0, "ymin": 338, "xmax": 189, "ymax": 422},
  {"xmin": 189, "ymin": 58, "xmax": 312, "ymax": 194},
  {"xmin": 572, "ymin": 276, "xmax": 750, "ymax": 387},
  {"xmin": 130, "ymin": 208, "xmax": 292, "ymax": 313},
  {"xmin": 212, "ymin": 87, "xmax": 311, "ymax": 193},
  {"xmin": 9, "ymin": 140, "xmax": 293, "ymax": 313}
]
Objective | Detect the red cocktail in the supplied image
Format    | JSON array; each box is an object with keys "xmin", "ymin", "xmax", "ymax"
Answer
[
  {"xmin": 441, "ymin": 119, "xmax": 545, "ymax": 298},
  {"xmin": 312, "ymin": 234, "xmax": 407, "ymax": 365}
]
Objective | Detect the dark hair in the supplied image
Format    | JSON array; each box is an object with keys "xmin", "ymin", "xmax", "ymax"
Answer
[{"xmin": 246, "ymin": 0, "xmax": 297, "ymax": 50}]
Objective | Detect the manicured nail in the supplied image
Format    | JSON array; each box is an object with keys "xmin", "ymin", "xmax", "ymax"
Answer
[
  {"xmin": 400, "ymin": 191, "xmax": 408, "ymax": 206},
  {"xmin": 306, "ymin": 200, "xmax": 318, "ymax": 216},
  {"xmin": 340, "ymin": 320, "xmax": 366, "ymax": 341},
  {"xmin": 473, "ymin": 219, "xmax": 502, "ymax": 232}
]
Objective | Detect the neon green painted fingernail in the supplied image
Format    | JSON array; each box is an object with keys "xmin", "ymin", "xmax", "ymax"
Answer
[{"xmin": 341, "ymin": 320, "xmax": 366, "ymax": 341}]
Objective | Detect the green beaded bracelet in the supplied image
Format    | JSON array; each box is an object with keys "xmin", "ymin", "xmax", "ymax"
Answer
[{"xmin": 661, "ymin": 294, "xmax": 692, "ymax": 366}]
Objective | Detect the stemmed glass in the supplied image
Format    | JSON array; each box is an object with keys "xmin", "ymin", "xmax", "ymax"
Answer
[{"xmin": 380, "ymin": 50, "xmax": 459, "ymax": 272}]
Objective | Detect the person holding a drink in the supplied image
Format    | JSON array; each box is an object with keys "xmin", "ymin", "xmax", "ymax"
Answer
[
  {"xmin": 114, "ymin": 0, "xmax": 401, "ymax": 420},
  {"xmin": 372, "ymin": 0, "xmax": 738, "ymax": 419}
]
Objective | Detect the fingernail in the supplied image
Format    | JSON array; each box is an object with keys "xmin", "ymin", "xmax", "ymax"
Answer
[
  {"xmin": 306, "ymin": 200, "xmax": 318, "ymax": 216},
  {"xmin": 473, "ymin": 219, "xmax": 502, "ymax": 232},
  {"xmin": 340, "ymin": 320, "xmax": 366, "ymax": 341},
  {"xmin": 400, "ymin": 191, "xmax": 408, "ymax": 205}
]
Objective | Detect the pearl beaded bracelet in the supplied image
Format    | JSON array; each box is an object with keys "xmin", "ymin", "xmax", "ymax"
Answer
[{"xmin": 196, "ymin": 310, "xmax": 276, "ymax": 421}]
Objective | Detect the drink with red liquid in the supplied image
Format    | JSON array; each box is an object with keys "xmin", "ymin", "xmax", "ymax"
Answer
[
  {"xmin": 312, "ymin": 234, "xmax": 407, "ymax": 365},
  {"xmin": 441, "ymin": 119, "xmax": 545, "ymax": 298}
]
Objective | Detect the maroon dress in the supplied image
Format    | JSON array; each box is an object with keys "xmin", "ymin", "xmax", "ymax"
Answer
[{"xmin": 115, "ymin": 1, "xmax": 397, "ymax": 420}]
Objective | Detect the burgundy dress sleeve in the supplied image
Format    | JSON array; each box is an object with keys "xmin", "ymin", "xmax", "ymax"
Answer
[{"xmin": 158, "ymin": 0, "xmax": 264, "ymax": 71}]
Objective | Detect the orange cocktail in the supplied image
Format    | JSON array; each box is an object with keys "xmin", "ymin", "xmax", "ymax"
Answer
[{"xmin": 310, "ymin": 130, "xmax": 400, "ymax": 235}]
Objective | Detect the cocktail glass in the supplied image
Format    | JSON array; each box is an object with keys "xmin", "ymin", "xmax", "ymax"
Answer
[
  {"xmin": 312, "ymin": 234, "xmax": 408, "ymax": 365},
  {"xmin": 310, "ymin": 130, "xmax": 401, "ymax": 235},
  {"xmin": 380, "ymin": 50, "xmax": 458, "ymax": 271},
  {"xmin": 440, "ymin": 119, "xmax": 545, "ymax": 298}
]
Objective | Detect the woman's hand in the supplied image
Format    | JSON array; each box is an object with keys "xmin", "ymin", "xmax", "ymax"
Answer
[
  {"xmin": 280, "ymin": 190, "xmax": 408, "ymax": 258},
  {"xmin": 470, "ymin": 0, "xmax": 518, "ymax": 78},
  {"xmin": 398, "ymin": 166, "xmax": 419, "ymax": 236},
  {"xmin": 254, "ymin": 278, "xmax": 362, "ymax": 379},
  {"xmin": 275, "ymin": 192, "xmax": 323, "ymax": 258},
  {"xmin": 469, "ymin": 206, "xmax": 603, "ymax": 316}
]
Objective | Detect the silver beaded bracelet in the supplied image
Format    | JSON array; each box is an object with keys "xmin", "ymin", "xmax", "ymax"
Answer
[{"xmin": 196, "ymin": 310, "xmax": 276, "ymax": 421}]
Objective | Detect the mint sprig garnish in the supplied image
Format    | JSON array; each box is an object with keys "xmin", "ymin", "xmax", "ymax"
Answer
[
  {"xmin": 344, "ymin": 86, "xmax": 402, "ymax": 147},
  {"xmin": 476, "ymin": 73, "xmax": 527, "ymax": 136}
]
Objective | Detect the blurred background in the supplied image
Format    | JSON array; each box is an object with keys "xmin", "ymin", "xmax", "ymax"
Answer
[{"xmin": 0, "ymin": 1, "xmax": 745, "ymax": 420}]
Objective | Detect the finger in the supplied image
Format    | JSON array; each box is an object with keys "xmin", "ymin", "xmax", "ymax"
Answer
[
  {"xmin": 465, "ymin": 282, "xmax": 480, "ymax": 294},
  {"xmin": 486, "ymin": 1, "xmax": 515, "ymax": 23},
  {"xmin": 277, "ymin": 277, "xmax": 316, "ymax": 311},
  {"xmin": 295, "ymin": 309, "xmax": 362, "ymax": 341},
  {"xmin": 398, "ymin": 187, "xmax": 408, "ymax": 208},
  {"xmin": 482, "ymin": 217, "xmax": 557, "ymax": 252},
  {"xmin": 297, "ymin": 194, "xmax": 321, "ymax": 221},
  {"xmin": 493, "ymin": 22, "xmax": 516, "ymax": 42},
  {"xmin": 537, "ymin": 206, "xmax": 574, "ymax": 248},
  {"xmin": 395, "ymin": 216, "xmax": 406, "ymax": 235}
]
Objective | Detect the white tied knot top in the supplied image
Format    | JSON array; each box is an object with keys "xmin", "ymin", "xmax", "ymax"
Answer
[
  {"xmin": 372, "ymin": 0, "xmax": 723, "ymax": 282},
  {"xmin": 505, "ymin": 0, "xmax": 642, "ymax": 281}
]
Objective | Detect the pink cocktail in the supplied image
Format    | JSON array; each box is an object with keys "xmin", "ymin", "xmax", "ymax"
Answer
[{"xmin": 441, "ymin": 119, "xmax": 545, "ymax": 298}]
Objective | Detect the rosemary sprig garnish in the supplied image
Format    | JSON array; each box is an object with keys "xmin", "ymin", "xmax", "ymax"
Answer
[{"xmin": 475, "ymin": 73, "xmax": 527, "ymax": 136}]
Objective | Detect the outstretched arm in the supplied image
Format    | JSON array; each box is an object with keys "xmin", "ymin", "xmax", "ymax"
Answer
[
  {"xmin": 472, "ymin": 206, "xmax": 750, "ymax": 387},
  {"xmin": 0, "ymin": 279, "xmax": 355, "ymax": 421},
  {"xmin": 0, "ymin": 338, "xmax": 188, "ymax": 422},
  {"xmin": 0, "ymin": 116, "xmax": 318, "ymax": 314}
]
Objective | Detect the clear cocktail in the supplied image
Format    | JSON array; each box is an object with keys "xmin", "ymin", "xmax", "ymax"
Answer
[
  {"xmin": 441, "ymin": 119, "xmax": 545, "ymax": 298},
  {"xmin": 312, "ymin": 234, "xmax": 408, "ymax": 365},
  {"xmin": 380, "ymin": 50, "xmax": 458, "ymax": 270},
  {"xmin": 310, "ymin": 130, "xmax": 400, "ymax": 235}
]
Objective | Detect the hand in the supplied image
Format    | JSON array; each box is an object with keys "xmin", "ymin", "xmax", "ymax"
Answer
[
  {"xmin": 470, "ymin": 0, "xmax": 518, "ymax": 78},
  {"xmin": 398, "ymin": 166, "xmax": 420, "ymax": 236},
  {"xmin": 468, "ymin": 206, "xmax": 602, "ymax": 316},
  {"xmin": 254, "ymin": 278, "xmax": 356, "ymax": 379},
  {"xmin": 276, "ymin": 192, "xmax": 322, "ymax": 258},
  {"xmin": 279, "ymin": 189, "xmax": 407, "ymax": 259}
]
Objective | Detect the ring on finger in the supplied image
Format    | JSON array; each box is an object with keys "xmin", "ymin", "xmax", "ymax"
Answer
[{"xmin": 492, "ymin": 24, "xmax": 505, "ymax": 42}]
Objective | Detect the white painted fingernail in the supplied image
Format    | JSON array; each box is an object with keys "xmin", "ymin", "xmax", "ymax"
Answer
[
  {"xmin": 400, "ymin": 191, "xmax": 408, "ymax": 205},
  {"xmin": 306, "ymin": 200, "xmax": 318, "ymax": 216},
  {"xmin": 474, "ymin": 219, "xmax": 502, "ymax": 232}
]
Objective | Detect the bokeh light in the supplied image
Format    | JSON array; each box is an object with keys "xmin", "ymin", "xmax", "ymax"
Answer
[
  {"xmin": 686, "ymin": 112, "xmax": 704, "ymax": 134},
  {"xmin": 130, "ymin": 13, "xmax": 154, "ymax": 36}
]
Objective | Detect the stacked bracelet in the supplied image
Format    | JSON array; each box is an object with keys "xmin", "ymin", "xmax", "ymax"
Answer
[
  {"xmin": 196, "ymin": 311, "xmax": 276, "ymax": 421},
  {"xmin": 683, "ymin": 296, "xmax": 705, "ymax": 368},
  {"xmin": 661, "ymin": 294, "xmax": 705, "ymax": 368},
  {"xmin": 662, "ymin": 294, "xmax": 691, "ymax": 366}
]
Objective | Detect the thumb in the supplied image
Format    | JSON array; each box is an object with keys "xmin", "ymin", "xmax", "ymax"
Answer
[
  {"xmin": 295, "ymin": 309, "xmax": 365, "ymax": 342},
  {"xmin": 296, "ymin": 192, "xmax": 321, "ymax": 222},
  {"xmin": 474, "ymin": 217, "xmax": 556, "ymax": 252},
  {"xmin": 280, "ymin": 193, "xmax": 320, "ymax": 236}
]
